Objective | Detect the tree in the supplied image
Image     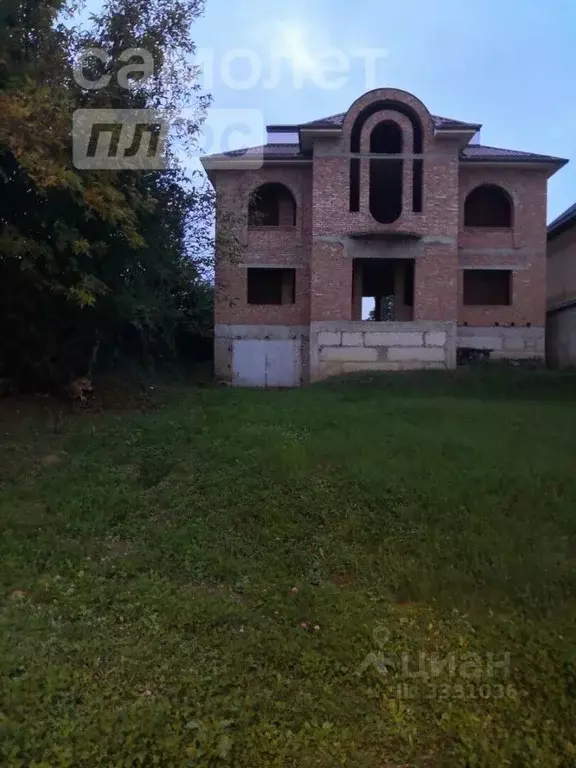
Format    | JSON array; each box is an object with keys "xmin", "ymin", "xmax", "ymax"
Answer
[{"xmin": 0, "ymin": 0, "xmax": 228, "ymax": 389}]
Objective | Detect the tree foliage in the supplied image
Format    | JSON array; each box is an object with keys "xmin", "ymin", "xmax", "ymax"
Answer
[{"xmin": 0, "ymin": 0, "xmax": 224, "ymax": 389}]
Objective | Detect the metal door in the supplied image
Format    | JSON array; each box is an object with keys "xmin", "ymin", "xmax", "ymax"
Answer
[{"xmin": 232, "ymin": 340, "xmax": 300, "ymax": 387}]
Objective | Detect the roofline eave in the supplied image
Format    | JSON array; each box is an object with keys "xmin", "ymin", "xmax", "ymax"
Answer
[
  {"xmin": 548, "ymin": 217, "xmax": 576, "ymax": 241},
  {"xmin": 460, "ymin": 158, "xmax": 568, "ymax": 176}
]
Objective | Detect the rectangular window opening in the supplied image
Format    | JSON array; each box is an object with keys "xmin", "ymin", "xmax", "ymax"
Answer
[
  {"xmin": 463, "ymin": 269, "xmax": 511, "ymax": 306},
  {"xmin": 247, "ymin": 268, "xmax": 296, "ymax": 305}
]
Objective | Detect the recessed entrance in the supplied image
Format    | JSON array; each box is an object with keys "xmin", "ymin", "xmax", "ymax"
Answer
[{"xmin": 352, "ymin": 259, "xmax": 415, "ymax": 321}]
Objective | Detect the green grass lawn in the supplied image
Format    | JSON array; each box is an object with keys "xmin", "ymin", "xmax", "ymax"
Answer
[{"xmin": 1, "ymin": 368, "xmax": 576, "ymax": 767}]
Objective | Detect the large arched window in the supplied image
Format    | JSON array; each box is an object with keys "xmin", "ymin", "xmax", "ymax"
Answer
[
  {"xmin": 370, "ymin": 121, "xmax": 403, "ymax": 154},
  {"xmin": 464, "ymin": 185, "xmax": 513, "ymax": 227},
  {"xmin": 248, "ymin": 183, "xmax": 296, "ymax": 227},
  {"xmin": 349, "ymin": 99, "xmax": 425, "ymax": 217},
  {"xmin": 349, "ymin": 100, "xmax": 424, "ymax": 218},
  {"xmin": 369, "ymin": 121, "xmax": 403, "ymax": 224}
]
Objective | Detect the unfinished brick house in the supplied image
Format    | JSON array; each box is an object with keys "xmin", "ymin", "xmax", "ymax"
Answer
[{"xmin": 202, "ymin": 88, "xmax": 567, "ymax": 386}]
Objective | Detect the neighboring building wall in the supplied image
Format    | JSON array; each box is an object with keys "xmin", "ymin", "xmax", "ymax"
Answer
[
  {"xmin": 546, "ymin": 225, "xmax": 576, "ymax": 368},
  {"xmin": 547, "ymin": 305, "xmax": 576, "ymax": 368},
  {"xmin": 547, "ymin": 227, "xmax": 576, "ymax": 309}
]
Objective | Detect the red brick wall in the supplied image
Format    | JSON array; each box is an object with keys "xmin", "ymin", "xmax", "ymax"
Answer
[
  {"xmin": 216, "ymin": 262, "xmax": 310, "ymax": 325},
  {"xmin": 213, "ymin": 165, "xmax": 312, "ymax": 326},
  {"xmin": 310, "ymin": 88, "xmax": 461, "ymax": 240},
  {"xmin": 310, "ymin": 241, "xmax": 351, "ymax": 321},
  {"xmin": 415, "ymin": 246, "xmax": 459, "ymax": 321},
  {"xmin": 309, "ymin": 88, "xmax": 460, "ymax": 321}
]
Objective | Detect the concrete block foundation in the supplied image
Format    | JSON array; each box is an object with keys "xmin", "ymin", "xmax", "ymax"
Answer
[
  {"xmin": 310, "ymin": 321, "xmax": 457, "ymax": 381},
  {"xmin": 457, "ymin": 326, "xmax": 545, "ymax": 361},
  {"xmin": 215, "ymin": 322, "xmax": 548, "ymax": 386}
]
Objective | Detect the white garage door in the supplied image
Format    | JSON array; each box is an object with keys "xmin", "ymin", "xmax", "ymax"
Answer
[{"xmin": 232, "ymin": 340, "xmax": 301, "ymax": 388}]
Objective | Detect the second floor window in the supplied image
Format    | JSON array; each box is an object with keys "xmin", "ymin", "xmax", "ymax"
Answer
[
  {"xmin": 465, "ymin": 185, "xmax": 513, "ymax": 227},
  {"xmin": 248, "ymin": 183, "xmax": 297, "ymax": 227}
]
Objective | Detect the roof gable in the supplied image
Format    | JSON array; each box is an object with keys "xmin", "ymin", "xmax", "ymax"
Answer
[{"xmin": 271, "ymin": 113, "xmax": 481, "ymax": 131}]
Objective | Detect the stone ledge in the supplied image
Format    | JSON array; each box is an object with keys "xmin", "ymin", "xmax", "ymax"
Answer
[
  {"xmin": 311, "ymin": 320, "xmax": 457, "ymax": 333},
  {"xmin": 216, "ymin": 324, "xmax": 309, "ymax": 340}
]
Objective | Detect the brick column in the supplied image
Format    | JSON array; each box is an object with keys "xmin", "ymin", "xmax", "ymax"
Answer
[
  {"xmin": 414, "ymin": 245, "xmax": 459, "ymax": 321},
  {"xmin": 310, "ymin": 239, "xmax": 352, "ymax": 321}
]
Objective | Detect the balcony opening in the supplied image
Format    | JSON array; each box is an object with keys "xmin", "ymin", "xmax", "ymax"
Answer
[
  {"xmin": 247, "ymin": 267, "xmax": 296, "ymax": 305},
  {"xmin": 248, "ymin": 183, "xmax": 297, "ymax": 227},
  {"xmin": 463, "ymin": 269, "xmax": 511, "ymax": 306},
  {"xmin": 353, "ymin": 258, "xmax": 415, "ymax": 321}
]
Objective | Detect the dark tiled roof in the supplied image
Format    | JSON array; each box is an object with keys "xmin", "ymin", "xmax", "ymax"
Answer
[
  {"xmin": 548, "ymin": 202, "xmax": 576, "ymax": 239},
  {"xmin": 461, "ymin": 145, "xmax": 566, "ymax": 163},
  {"xmin": 294, "ymin": 113, "xmax": 481, "ymax": 130},
  {"xmin": 209, "ymin": 142, "xmax": 565, "ymax": 165},
  {"xmin": 207, "ymin": 143, "xmax": 308, "ymax": 160},
  {"xmin": 433, "ymin": 115, "xmax": 481, "ymax": 130},
  {"xmin": 300, "ymin": 112, "xmax": 345, "ymax": 128}
]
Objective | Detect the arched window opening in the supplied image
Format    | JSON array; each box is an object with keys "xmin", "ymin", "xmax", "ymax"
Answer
[
  {"xmin": 370, "ymin": 121, "xmax": 403, "ymax": 154},
  {"xmin": 351, "ymin": 99, "xmax": 423, "ymax": 154},
  {"xmin": 248, "ymin": 183, "xmax": 297, "ymax": 227},
  {"xmin": 464, "ymin": 185, "xmax": 513, "ymax": 227},
  {"xmin": 350, "ymin": 101, "xmax": 425, "ymax": 216}
]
